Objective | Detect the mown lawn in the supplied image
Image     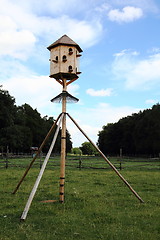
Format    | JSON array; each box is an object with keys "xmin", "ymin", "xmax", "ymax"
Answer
[{"xmin": 0, "ymin": 162, "xmax": 159, "ymax": 240}]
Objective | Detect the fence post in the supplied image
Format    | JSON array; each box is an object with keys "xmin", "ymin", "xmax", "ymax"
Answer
[
  {"xmin": 79, "ymin": 154, "xmax": 82, "ymax": 170},
  {"xmin": 5, "ymin": 146, "xmax": 9, "ymax": 169},
  {"xmin": 119, "ymin": 148, "xmax": 122, "ymax": 170},
  {"xmin": 39, "ymin": 151, "xmax": 42, "ymax": 169}
]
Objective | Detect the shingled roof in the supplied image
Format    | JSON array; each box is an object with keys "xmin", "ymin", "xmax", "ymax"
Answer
[{"xmin": 47, "ymin": 34, "xmax": 83, "ymax": 52}]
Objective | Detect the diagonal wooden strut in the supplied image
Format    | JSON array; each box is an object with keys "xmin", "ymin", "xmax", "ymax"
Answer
[
  {"xmin": 67, "ymin": 113, "xmax": 144, "ymax": 203},
  {"xmin": 20, "ymin": 113, "xmax": 64, "ymax": 221},
  {"xmin": 12, "ymin": 113, "xmax": 62, "ymax": 194},
  {"xmin": 66, "ymin": 77, "xmax": 78, "ymax": 86}
]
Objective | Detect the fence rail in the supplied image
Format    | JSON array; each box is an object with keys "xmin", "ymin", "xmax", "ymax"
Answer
[{"xmin": 0, "ymin": 155, "xmax": 159, "ymax": 171}]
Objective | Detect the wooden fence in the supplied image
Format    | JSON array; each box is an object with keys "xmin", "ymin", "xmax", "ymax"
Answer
[{"xmin": 0, "ymin": 155, "xmax": 159, "ymax": 171}]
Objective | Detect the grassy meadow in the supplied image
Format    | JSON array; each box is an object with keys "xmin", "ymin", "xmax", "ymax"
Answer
[{"xmin": 0, "ymin": 157, "xmax": 160, "ymax": 240}]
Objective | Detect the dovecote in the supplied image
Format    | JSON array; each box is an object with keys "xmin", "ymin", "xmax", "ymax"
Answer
[{"xmin": 47, "ymin": 35, "xmax": 83, "ymax": 80}]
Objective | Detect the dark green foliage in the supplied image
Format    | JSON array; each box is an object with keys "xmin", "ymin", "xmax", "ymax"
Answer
[
  {"xmin": 66, "ymin": 129, "xmax": 72, "ymax": 153},
  {"xmin": 0, "ymin": 87, "xmax": 72, "ymax": 153},
  {"xmin": 98, "ymin": 104, "xmax": 160, "ymax": 156},
  {"xmin": 0, "ymin": 88, "xmax": 16, "ymax": 129},
  {"xmin": 71, "ymin": 147, "xmax": 82, "ymax": 155},
  {"xmin": 80, "ymin": 142, "xmax": 97, "ymax": 155}
]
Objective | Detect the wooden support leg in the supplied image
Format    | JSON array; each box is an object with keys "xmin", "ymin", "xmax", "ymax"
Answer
[
  {"xmin": 12, "ymin": 113, "xmax": 62, "ymax": 194},
  {"xmin": 67, "ymin": 113, "xmax": 144, "ymax": 203},
  {"xmin": 20, "ymin": 114, "xmax": 64, "ymax": 221}
]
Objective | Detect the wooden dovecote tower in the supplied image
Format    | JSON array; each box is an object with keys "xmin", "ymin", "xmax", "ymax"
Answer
[
  {"xmin": 47, "ymin": 34, "xmax": 83, "ymax": 80},
  {"xmin": 47, "ymin": 35, "xmax": 83, "ymax": 204},
  {"xmin": 13, "ymin": 35, "xmax": 144, "ymax": 221}
]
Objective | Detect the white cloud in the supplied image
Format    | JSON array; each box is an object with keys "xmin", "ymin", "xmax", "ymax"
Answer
[
  {"xmin": 95, "ymin": 3, "xmax": 111, "ymax": 13},
  {"xmin": 68, "ymin": 102, "xmax": 140, "ymax": 147},
  {"xmin": 145, "ymin": 99, "xmax": 158, "ymax": 105},
  {"xmin": 68, "ymin": 84, "xmax": 80, "ymax": 97},
  {"xmin": 2, "ymin": 75, "xmax": 61, "ymax": 112},
  {"xmin": 0, "ymin": 0, "xmax": 103, "ymax": 60},
  {"xmin": 17, "ymin": 0, "xmax": 96, "ymax": 17},
  {"xmin": 110, "ymin": 0, "xmax": 159, "ymax": 14},
  {"xmin": 67, "ymin": 19, "xmax": 102, "ymax": 48},
  {"xmin": 108, "ymin": 6, "xmax": 143, "ymax": 23},
  {"xmin": 0, "ymin": 15, "xmax": 36, "ymax": 60},
  {"xmin": 86, "ymin": 88, "xmax": 113, "ymax": 97},
  {"xmin": 125, "ymin": 54, "xmax": 160, "ymax": 89},
  {"xmin": 113, "ymin": 49, "xmax": 139, "ymax": 57},
  {"xmin": 149, "ymin": 47, "xmax": 160, "ymax": 54},
  {"xmin": 0, "ymin": 15, "xmax": 16, "ymax": 31},
  {"xmin": 0, "ymin": 30, "xmax": 36, "ymax": 60},
  {"xmin": 66, "ymin": 118, "xmax": 100, "ymax": 147},
  {"xmin": 112, "ymin": 51, "xmax": 160, "ymax": 90},
  {"xmin": 0, "ymin": 58, "xmax": 33, "ymax": 80},
  {"xmin": 114, "ymin": 49, "xmax": 128, "ymax": 57},
  {"xmin": 89, "ymin": 103, "xmax": 140, "ymax": 125},
  {"xmin": 1, "ymin": 72, "xmax": 81, "ymax": 117}
]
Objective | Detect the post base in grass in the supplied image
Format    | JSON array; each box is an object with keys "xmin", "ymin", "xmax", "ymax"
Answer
[
  {"xmin": 41, "ymin": 200, "xmax": 58, "ymax": 203},
  {"xmin": 20, "ymin": 218, "xmax": 25, "ymax": 222}
]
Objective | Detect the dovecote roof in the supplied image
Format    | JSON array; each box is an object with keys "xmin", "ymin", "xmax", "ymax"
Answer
[{"xmin": 47, "ymin": 34, "xmax": 83, "ymax": 53}]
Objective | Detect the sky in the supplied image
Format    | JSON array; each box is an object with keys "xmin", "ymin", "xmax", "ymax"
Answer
[{"xmin": 1, "ymin": 0, "xmax": 160, "ymax": 147}]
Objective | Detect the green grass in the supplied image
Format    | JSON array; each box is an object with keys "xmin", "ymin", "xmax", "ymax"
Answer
[{"xmin": 0, "ymin": 160, "xmax": 160, "ymax": 240}]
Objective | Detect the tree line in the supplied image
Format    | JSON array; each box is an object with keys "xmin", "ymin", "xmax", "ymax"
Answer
[
  {"xmin": 97, "ymin": 104, "xmax": 160, "ymax": 157},
  {"xmin": 0, "ymin": 87, "xmax": 72, "ymax": 154},
  {"xmin": 1, "ymin": 87, "xmax": 160, "ymax": 157}
]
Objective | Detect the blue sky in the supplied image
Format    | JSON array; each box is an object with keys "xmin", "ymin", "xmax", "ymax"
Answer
[{"xmin": 1, "ymin": 0, "xmax": 160, "ymax": 147}]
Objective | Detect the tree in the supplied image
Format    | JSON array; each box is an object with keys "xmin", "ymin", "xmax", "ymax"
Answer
[
  {"xmin": 97, "ymin": 104, "xmax": 160, "ymax": 156},
  {"xmin": 66, "ymin": 129, "xmax": 72, "ymax": 153},
  {"xmin": 0, "ymin": 87, "xmax": 16, "ymax": 152},
  {"xmin": 80, "ymin": 142, "xmax": 97, "ymax": 155},
  {"xmin": 0, "ymin": 125, "xmax": 32, "ymax": 153},
  {"xmin": 0, "ymin": 87, "xmax": 73, "ymax": 154},
  {"xmin": 0, "ymin": 87, "xmax": 16, "ymax": 129},
  {"xmin": 71, "ymin": 147, "xmax": 82, "ymax": 155}
]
